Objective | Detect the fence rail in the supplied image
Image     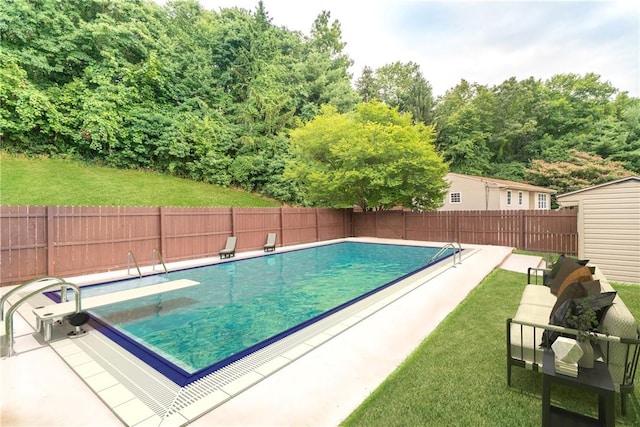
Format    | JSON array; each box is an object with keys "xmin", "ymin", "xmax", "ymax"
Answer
[
  {"xmin": 0, "ymin": 206, "xmax": 351, "ymax": 286},
  {"xmin": 1, "ymin": 206, "xmax": 576, "ymax": 286},
  {"xmin": 352, "ymin": 209, "xmax": 577, "ymax": 255}
]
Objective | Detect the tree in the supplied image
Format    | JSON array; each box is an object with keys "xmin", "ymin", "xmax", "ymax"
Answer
[
  {"xmin": 434, "ymin": 80, "xmax": 494, "ymax": 175},
  {"xmin": 356, "ymin": 61, "xmax": 434, "ymax": 125},
  {"xmin": 297, "ymin": 11, "xmax": 360, "ymax": 119},
  {"xmin": 285, "ymin": 101, "xmax": 448, "ymax": 210},
  {"xmin": 355, "ymin": 66, "xmax": 376, "ymax": 102},
  {"xmin": 525, "ymin": 149, "xmax": 634, "ymax": 194}
]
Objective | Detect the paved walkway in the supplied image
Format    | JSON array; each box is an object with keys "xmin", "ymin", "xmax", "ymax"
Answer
[{"xmin": 1, "ymin": 242, "xmax": 540, "ymax": 426}]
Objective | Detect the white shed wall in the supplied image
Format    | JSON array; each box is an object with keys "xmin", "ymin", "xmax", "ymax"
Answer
[{"xmin": 560, "ymin": 179, "xmax": 640, "ymax": 284}]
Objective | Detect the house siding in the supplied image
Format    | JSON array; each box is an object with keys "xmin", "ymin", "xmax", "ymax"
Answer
[
  {"xmin": 557, "ymin": 178, "xmax": 640, "ymax": 284},
  {"xmin": 443, "ymin": 175, "xmax": 490, "ymax": 210},
  {"xmin": 441, "ymin": 173, "xmax": 553, "ymax": 211}
]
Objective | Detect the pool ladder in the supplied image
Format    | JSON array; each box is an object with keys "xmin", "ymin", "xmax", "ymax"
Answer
[
  {"xmin": 429, "ymin": 242, "xmax": 463, "ymax": 267},
  {"xmin": 1, "ymin": 276, "xmax": 82, "ymax": 357},
  {"xmin": 152, "ymin": 248, "xmax": 168, "ymax": 274},
  {"xmin": 127, "ymin": 251, "xmax": 142, "ymax": 277},
  {"xmin": 127, "ymin": 249, "xmax": 168, "ymax": 277}
]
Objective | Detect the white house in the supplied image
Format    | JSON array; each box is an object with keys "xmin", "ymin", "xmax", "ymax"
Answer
[
  {"xmin": 440, "ymin": 173, "xmax": 557, "ymax": 211},
  {"xmin": 556, "ymin": 176, "xmax": 640, "ymax": 284}
]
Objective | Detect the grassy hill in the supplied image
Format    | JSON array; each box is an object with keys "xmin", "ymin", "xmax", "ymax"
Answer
[{"xmin": 0, "ymin": 153, "xmax": 281, "ymax": 207}]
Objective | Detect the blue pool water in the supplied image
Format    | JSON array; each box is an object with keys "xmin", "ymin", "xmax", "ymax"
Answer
[{"xmin": 64, "ymin": 241, "xmax": 454, "ymax": 385}]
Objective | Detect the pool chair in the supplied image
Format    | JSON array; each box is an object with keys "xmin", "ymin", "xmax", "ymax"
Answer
[
  {"xmin": 219, "ymin": 236, "xmax": 236, "ymax": 259},
  {"xmin": 264, "ymin": 233, "xmax": 276, "ymax": 252}
]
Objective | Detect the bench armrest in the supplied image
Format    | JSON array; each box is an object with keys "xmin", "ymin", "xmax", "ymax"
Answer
[{"xmin": 508, "ymin": 318, "xmax": 640, "ymax": 388}]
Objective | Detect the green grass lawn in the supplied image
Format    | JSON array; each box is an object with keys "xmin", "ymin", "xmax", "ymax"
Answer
[
  {"xmin": 342, "ymin": 269, "xmax": 640, "ymax": 426},
  {"xmin": 0, "ymin": 153, "xmax": 280, "ymax": 207}
]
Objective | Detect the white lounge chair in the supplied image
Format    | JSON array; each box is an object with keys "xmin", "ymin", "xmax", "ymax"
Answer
[
  {"xmin": 264, "ymin": 233, "xmax": 276, "ymax": 252},
  {"xmin": 219, "ymin": 236, "xmax": 237, "ymax": 259}
]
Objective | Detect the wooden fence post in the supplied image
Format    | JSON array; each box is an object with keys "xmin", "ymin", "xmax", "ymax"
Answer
[
  {"xmin": 403, "ymin": 210, "xmax": 406, "ymax": 239},
  {"xmin": 279, "ymin": 207, "xmax": 285, "ymax": 246},
  {"xmin": 231, "ymin": 207, "xmax": 236, "ymax": 236},
  {"xmin": 520, "ymin": 210, "xmax": 526, "ymax": 250},
  {"xmin": 47, "ymin": 206, "xmax": 55, "ymax": 276},
  {"xmin": 159, "ymin": 207, "xmax": 166, "ymax": 257}
]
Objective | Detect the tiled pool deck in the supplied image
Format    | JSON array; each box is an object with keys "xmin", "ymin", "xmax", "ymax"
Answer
[{"xmin": 1, "ymin": 238, "xmax": 540, "ymax": 426}]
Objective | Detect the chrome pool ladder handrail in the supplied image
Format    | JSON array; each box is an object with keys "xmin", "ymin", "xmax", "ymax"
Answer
[
  {"xmin": 1, "ymin": 276, "xmax": 66, "ymax": 321},
  {"xmin": 127, "ymin": 251, "xmax": 142, "ymax": 278},
  {"xmin": 1, "ymin": 280, "xmax": 82, "ymax": 357},
  {"xmin": 152, "ymin": 248, "xmax": 168, "ymax": 274},
  {"xmin": 429, "ymin": 242, "xmax": 462, "ymax": 267}
]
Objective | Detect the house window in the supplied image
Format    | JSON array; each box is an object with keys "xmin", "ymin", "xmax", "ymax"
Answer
[
  {"xmin": 450, "ymin": 192, "xmax": 461, "ymax": 204},
  {"xmin": 506, "ymin": 190, "xmax": 512, "ymax": 206},
  {"xmin": 518, "ymin": 191, "xmax": 523, "ymax": 206},
  {"xmin": 537, "ymin": 193, "xmax": 548, "ymax": 209}
]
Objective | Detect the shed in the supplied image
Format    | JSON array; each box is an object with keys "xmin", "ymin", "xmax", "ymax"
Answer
[{"xmin": 556, "ymin": 176, "xmax": 640, "ymax": 284}]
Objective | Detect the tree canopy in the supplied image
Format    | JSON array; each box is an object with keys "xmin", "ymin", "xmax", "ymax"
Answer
[
  {"xmin": 0, "ymin": 0, "xmax": 359, "ymax": 203},
  {"xmin": 285, "ymin": 101, "xmax": 448, "ymax": 210},
  {"xmin": 433, "ymin": 74, "xmax": 639, "ymax": 184},
  {"xmin": 1, "ymin": 0, "xmax": 639, "ymax": 207}
]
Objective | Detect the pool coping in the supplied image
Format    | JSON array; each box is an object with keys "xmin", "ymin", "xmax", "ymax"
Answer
[{"xmin": 3, "ymin": 238, "xmax": 515, "ymax": 426}]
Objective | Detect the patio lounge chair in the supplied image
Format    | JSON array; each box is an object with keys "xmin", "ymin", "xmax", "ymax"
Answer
[
  {"xmin": 264, "ymin": 233, "xmax": 276, "ymax": 252},
  {"xmin": 219, "ymin": 236, "xmax": 236, "ymax": 259}
]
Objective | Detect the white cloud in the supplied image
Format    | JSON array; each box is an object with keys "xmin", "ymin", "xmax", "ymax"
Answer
[{"xmin": 160, "ymin": 0, "xmax": 640, "ymax": 97}]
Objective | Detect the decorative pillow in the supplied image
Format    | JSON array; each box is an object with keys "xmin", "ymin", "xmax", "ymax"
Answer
[
  {"xmin": 547, "ymin": 255, "xmax": 590, "ymax": 286},
  {"xmin": 549, "ymin": 279, "xmax": 601, "ymax": 319},
  {"xmin": 550, "ymin": 258, "xmax": 592, "ymax": 295},
  {"xmin": 548, "ymin": 254, "xmax": 568, "ymax": 278},
  {"xmin": 541, "ymin": 291, "xmax": 617, "ymax": 348},
  {"xmin": 580, "ymin": 279, "xmax": 601, "ymax": 295},
  {"xmin": 551, "ymin": 282, "xmax": 587, "ymax": 318},
  {"xmin": 560, "ymin": 266, "xmax": 592, "ymax": 289}
]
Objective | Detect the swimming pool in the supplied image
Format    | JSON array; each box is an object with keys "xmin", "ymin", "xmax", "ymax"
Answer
[{"xmin": 53, "ymin": 241, "xmax": 455, "ymax": 385}]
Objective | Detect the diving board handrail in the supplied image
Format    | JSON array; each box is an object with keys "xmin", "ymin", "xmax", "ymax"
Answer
[
  {"xmin": 1, "ymin": 281, "xmax": 81, "ymax": 357},
  {"xmin": 1, "ymin": 276, "xmax": 67, "ymax": 321},
  {"xmin": 152, "ymin": 248, "xmax": 168, "ymax": 274},
  {"xmin": 127, "ymin": 251, "xmax": 142, "ymax": 278},
  {"xmin": 428, "ymin": 242, "xmax": 463, "ymax": 267}
]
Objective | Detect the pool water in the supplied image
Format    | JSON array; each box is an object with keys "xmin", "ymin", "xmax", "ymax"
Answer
[{"xmin": 73, "ymin": 242, "xmax": 453, "ymax": 384}]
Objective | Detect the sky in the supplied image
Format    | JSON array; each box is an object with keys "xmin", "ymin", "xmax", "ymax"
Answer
[{"xmin": 162, "ymin": 0, "xmax": 640, "ymax": 97}]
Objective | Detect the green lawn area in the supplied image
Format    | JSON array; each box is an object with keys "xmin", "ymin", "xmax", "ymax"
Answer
[
  {"xmin": 342, "ymin": 269, "xmax": 640, "ymax": 426},
  {"xmin": 0, "ymin": 153, "xmax": 280, "ymax": 207}
]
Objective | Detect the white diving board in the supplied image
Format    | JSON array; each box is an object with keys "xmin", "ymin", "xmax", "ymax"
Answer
[{"xmin": 32, "ymin": 279, "xmax": 199, "ymax": 340}]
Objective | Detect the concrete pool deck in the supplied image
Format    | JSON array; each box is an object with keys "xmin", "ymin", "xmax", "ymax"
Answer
[{"xmin": 1, "ymin": 239, "xmax": 542, "ymax": 426}]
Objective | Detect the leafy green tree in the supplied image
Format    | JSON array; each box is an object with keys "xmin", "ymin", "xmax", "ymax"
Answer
[
  {"xmin": 297, "ymin": 11, "xmax": 360, "ymax": 119},
  {"xmin": 434, "ymin": 80, "xmax": 494, "ymax": 175},
  {"xmin": 433, "ymin": 73, "xmax": 639, "ymax": 183},
  {"xmin": 356, "ymin": 61, "xmax": 434, "ymax": 125},
  {"xmin": 285, "ymin": 101, "xmax": 448, "ymax": 210},
  {"xmin": 355, "ymin": 66, "xmax": 376, "ymax": 102}
]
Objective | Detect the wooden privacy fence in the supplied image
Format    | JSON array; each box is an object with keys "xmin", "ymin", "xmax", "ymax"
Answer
[
  {"xmin": 1, "ymin": 206, "xmax": 577, "ymax": 286},
  {"xmin": 352, "ymin": 209, "xmax": 578, "ymax": 255},
  {"xmin": 0, "ymin": 206, "xmax": 351, "ymax": 286}
]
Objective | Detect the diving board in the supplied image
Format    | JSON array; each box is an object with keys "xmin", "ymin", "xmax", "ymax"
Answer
[{"xmin": 33, "ymin": 279, "xmax": 199, "ymax": 341}]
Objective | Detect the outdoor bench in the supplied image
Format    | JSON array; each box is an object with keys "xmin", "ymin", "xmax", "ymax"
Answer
[{"xmin": 507, "ymin": 263, "xmax": 640, "ymax": 414}]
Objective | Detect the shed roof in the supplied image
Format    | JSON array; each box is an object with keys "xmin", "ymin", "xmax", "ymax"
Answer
[
  {"xmin": 556, "ymin": 176, "xmax": 640, "ymax": 200},
  {"xmin": 446, "ymin": 172, "xmax": 557, "ymax": 194}
]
